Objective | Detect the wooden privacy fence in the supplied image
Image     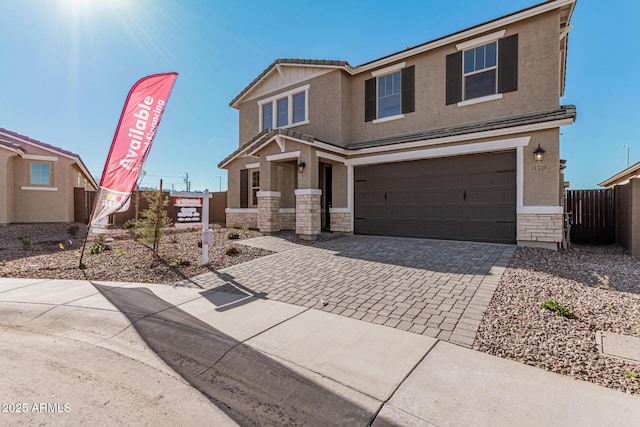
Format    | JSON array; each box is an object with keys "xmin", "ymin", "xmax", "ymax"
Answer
[{"xmin": 566, "ymin": 189, "xmax": 615, "ymax": 244}]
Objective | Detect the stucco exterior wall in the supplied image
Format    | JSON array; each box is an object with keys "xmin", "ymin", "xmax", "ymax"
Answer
[
  {"xmin": 348, "ymin": 10, "xmax": 561, "ymax": 144},
  {"xmin": 523, "ymin": 128, "xmax": 561, "ymax": 207},
  {"xmin": 0, "ymin": 151, "xmax": 16, "ymax": 224},
  {"xmin": 237, "ymin": 71, "xmax": 346, "ymax": 146},
  {"xmin": 12, "ymin": 154, "xmax": 75, "ymax": 223}
]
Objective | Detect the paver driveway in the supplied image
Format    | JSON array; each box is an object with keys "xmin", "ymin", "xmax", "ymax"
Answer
[{"xmin": 176, "ymin": 235, "xmax": 515, "ymax": 347}]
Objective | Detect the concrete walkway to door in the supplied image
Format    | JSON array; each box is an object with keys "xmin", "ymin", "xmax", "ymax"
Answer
[{"xmin": 176, "ymin": 235, "xmax": 515, "ymax": 347}]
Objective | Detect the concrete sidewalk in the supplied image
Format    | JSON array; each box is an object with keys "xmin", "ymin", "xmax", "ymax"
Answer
[{"xmin": 1, "ymin": 278, "xmax": 638, "ymax": 426}]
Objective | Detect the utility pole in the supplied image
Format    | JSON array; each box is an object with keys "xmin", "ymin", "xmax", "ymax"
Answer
[
  {"xmin": 623, "ymin": 144, "xmax": 630, "ymax": 168},
  {"xmin": 215, "ymin": 175, "xmax": 222, "ymax": 192},
  {"xmin": 184, "ymin": 172, "xmax": 191, "ymax": 192}
]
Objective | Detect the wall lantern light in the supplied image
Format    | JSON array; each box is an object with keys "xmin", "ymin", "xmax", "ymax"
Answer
[
  {"xmin": 534, "ymin": 144, "xmax": 545, "ymax": 162},
  {"xmin": 297, "ymin": 161, "xmax": 306, "ymax": 173}
]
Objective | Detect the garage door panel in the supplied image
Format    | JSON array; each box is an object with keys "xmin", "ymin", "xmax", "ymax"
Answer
[{"xmin": 354, "ymin": 151, "xmax": 516, "ymax": 244}]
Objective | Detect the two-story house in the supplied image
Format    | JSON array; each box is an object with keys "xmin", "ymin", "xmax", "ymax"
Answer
[{"xmin": 219, "ymin": 0, "xmax": 576, "ymax": 249}]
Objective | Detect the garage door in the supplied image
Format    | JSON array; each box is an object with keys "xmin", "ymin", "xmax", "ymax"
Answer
[{"xmin": 354, "ymin": 151, "xmax": 516, "ymax": 243}]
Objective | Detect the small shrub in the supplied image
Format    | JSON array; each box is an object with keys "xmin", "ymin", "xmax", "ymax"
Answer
[
  {"xmin": 169, "ymin": 235, "xmax": 179, "ymax": 243},
  {"xmin": 177, "ymin": 259, "xmax": 191, "ymax": 266},
  {"xmin": 212, "ymin": 223, "xmax": 222, "ymax": 232},
  {"xmin": 124, "ymin": 219, "xmax": 139, "ymax": 230},
  {"xmin": 241, "ymin": 224, "xmax": 249, "ymax": 232},
  {"xmin": 114, "ymin": 249, "xmax": 126, "ymax": 256},
  {"xmin": 541, "ymin": 300, "xmax": 577, "ymax": 319},
  {"xmin": 17, "ymin": 236, "xmax": 31, "ymax": 251},
  {"xmin": 89, "ymin": 234, "xmax": 109, "ymax": 255},
  {"xmin": 227, "ymin": 229, "xmax": 240, "ymax": 240},
  {"xmin": 67, "ymin": 225, "xmax": 79, "ymax": 239},
  {"xmin": 79, "ymin": 260, "xmax": 88, "ymax": 270},
  {"xmin": 225, "ymin": 246, "xmax": 239, "ymax": 256},
  {"xmin": 624, "ymin": 371, "xmax": 638, "ymax": 378}
]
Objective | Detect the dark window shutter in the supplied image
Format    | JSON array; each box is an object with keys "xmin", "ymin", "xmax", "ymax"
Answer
[
  {"xmin": 498, "ymin": 34, "xmax": 518, "ymax": 93},
  {"xmin": 446, "ymin": 51, "xmax": 463, "ymax": 105},
  {"xmin": 364, "ymin": 77, "xmax": 376, "ymax": 122},
  {"xmin": 240, "ymin": 169, "xmax": 248, "ymax": 208},
  {"xmin": 401, "ymin": 65, "xmax": 415, "ymax": 114}
]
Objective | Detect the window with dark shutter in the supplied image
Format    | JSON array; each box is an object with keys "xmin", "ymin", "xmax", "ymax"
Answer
[
  {"xmin": 446, "ymin": 52, "xmax": 463, "ymax": 105},
  {"xmin": 365, "ymin": 78, "xmax": 377, "ymax": 122},
  {"xmin": 240, "ymin": 169, "xmax": 248, "ymax": 208},
  {"xmin": 498, "ymin": 34, "xmax": 518, "ymax": 94},
  {"xmin": 401, "ymin": 66, "xmax": 415, "ymax": 114}
]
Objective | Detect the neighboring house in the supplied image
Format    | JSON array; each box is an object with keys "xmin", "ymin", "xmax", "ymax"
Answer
[
  {"xmin": 219, "ymin": 0, "xmax": 577, "ymax": 249},
  {"xmin": 0, "ymin": 127, "xmax": 98, "ymax": 224},
  {"xmin": 599, "ymin": 162, "xmax": 640, "ymax": 189}
]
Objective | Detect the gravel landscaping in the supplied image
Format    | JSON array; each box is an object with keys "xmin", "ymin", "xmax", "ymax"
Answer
[
  {"xmin": 2, "ymin": 223, "xmax": 639, "ymax": 396},
  {"xmin": 0, "ymin": 223, "xmax": 272, "ymax": 284},
  {"xmin": 475, "ymin": 245, "xmax": 640, "ymax": 395}
]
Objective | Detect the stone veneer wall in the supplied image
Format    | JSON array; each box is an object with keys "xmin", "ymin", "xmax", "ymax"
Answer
[
  {"xmin": 257, "ymin": 192, "xmax": 281, "ymax": 233},
  {"xmin": 329, "ymin": 211, "xmax": 351, "ymax": 232},
  {"xmin": 280, "ymin": 211, "xmax": 296, "ymax": 231},
  {"xmin": 226, "ymin": 210, "xmax": 257, "ymax": 229},
  {"xmin": 517, "ymin": 213, "xmax": 563, "ymax": 246},
  {"xmin": 295, "ymin": 189, "xmax": 321, "ymax": 238}
]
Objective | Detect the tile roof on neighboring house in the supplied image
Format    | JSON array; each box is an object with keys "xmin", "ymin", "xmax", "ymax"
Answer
[
  {"xmin": 0, "ymin": 127, "xmax": 98, "ymax": 189},
  {"xmin": 0, "ymin": 139, "xmax": 24, "ymax": 153},
  {"xmin": 599, "ymin": 161, "xmax": 640, "ymax": 188},
  {"xmin": 345, "ymin": 105, "xmax": 577, "ymax": 150}
]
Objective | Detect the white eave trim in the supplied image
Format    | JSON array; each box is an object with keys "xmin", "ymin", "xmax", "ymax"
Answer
[
  {"xmin": 355, "ymin": 0, "xmax": 575, "ymax": 74},
  {"xmin": 517, "ymin": 206, "xmax": 564, "ymax": 214},
  {"xmin": 345, "ymin": 136, "xmax": 531, "ymax": 166},
  {"xmin": 371, "ymin": 62, "xmax": 406, "ymax": 77},
  {"xmin": 317, "ymin": 151, "xmax": 346, "ymax": 163},
  {"xmin": 351, "ymin": 117, "xmax": 574, "ymax": 156},
  {"xmin": 245, "ymin": 162, "xmax": 260, "ymax": 169},
  {"xmin": 456, "ymin": 30, "xmax": 505, "ymax": 51},
  {"xmin": 21, "ymin": 186, "xmax": 58, "ymax": 192},
  {"xmin": 265, "ymin": 151, "xmax": 301, "ymax": 162},
  {"xmin": 22, "ymin": 154, "xmax": 59, "ymax": 161}
]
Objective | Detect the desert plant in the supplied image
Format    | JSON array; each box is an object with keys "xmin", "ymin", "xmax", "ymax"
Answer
[
  {"xmin": 17, "ymin": 235, "xmax": 31, "ymax": 250},
  {"xmin": 227, "ymin": 228, "xmax": 240, "ymax": 240},
  {"xmin": 114, "ymin": 248, "xmax": 126, "ymax": 256},
  {"xmin": 67, "ymin": 225, "xmax": 79, "ymax": 239},
  {"xmin": 124, "ymin": 219, "xmax": 139, "ymax": 230},
  {"xmin": 225, "ymin": 246, "xmax": 239, "ymax": 256},
  {"xmin": 89, "ymin": 234, "xmax": 108, "ymax": 255},
  {"xmin": 169, "ymin": 234, "xmax": 179, "ymax": 243},
  {"xmin": 136, "ymin": 190, "xmax": 173, "ymax": 256},
  {"xmin": 212, "ymin": 223, "xmax": 222, "ymax": 232},
  {"xmin": 79, "ymin": 260, "xmax": 88, "ymax": 270},
  {"xmin": 541, "ymin": 300, "xmax": 577, "ymax": 319},
  {"xmin": 241, "ymin": 224, "xmax": 249, "ymax": 232},
  {"xmin": 624, "ymin": 371, "xmax": 638, "ymax": 378}
]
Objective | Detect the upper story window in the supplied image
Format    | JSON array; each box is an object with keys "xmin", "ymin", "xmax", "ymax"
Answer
[
  {"xmin": 259, "ymin": 84, "xmax": 310, "ymax": 131},
  {"xmin": 30, "ymin": 162, "xmax": 52, "ymax": 186},
  {"xmin": 365, "ymin": 63, "xmax": 414, "ymax": 123},
  {"xmin": 446, "ymin": 32, "xmax": 518, "ymax": 106},
  {"xmin": 463, "ymin": 42, "xmax": 497, "ymax": 100}
]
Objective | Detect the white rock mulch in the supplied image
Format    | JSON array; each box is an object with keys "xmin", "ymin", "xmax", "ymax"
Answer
[{"xmin": 475, "ymin": 245, "xmax": 640, "ymax": 395}]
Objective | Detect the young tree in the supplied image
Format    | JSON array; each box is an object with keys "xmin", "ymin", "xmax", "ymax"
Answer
[{"xmin": 137, "ymin": 189, "xmax": 173, "ymax": 256}]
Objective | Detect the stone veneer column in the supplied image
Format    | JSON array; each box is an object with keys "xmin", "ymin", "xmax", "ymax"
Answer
[
  {"xmin": 257, "ymin": 191, "xmax": 281, "ymax": 233},
  {"xmin": 295, "ymin": 189, "xmax": 322, "ymax": 240}
]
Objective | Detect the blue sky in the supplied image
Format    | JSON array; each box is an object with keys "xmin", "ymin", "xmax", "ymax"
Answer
[{"xmin": 1, "ymin": 0, "xmax": 638, "ymax": 191}]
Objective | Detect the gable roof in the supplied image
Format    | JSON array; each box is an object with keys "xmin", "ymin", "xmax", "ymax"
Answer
[
  {"xmin": 230, "ymin": 0, "xmax": 575, "ymax": 109},
  {"xmin": 0, "ymin": 127, "xmax": 98, "ymax": 190},
  {"xmin": 599, "ymin": 161, "xmax": 640, "ymax": 188}
]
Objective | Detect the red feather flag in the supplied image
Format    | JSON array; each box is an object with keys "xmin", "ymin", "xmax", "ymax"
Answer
[{"xmin": 90, "ymin": 72, "xmax": 178, "ymax": 228}]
